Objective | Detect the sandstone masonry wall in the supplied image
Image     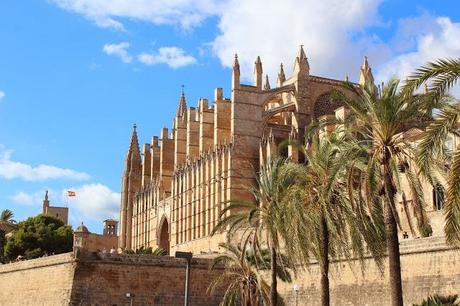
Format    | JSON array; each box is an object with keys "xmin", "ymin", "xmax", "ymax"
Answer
[
  {"xmin": 0, "ymin": 253, "xmax": 75, "ymax": 306},
  {"xmin": 279, "ymin": 237, "xmax": 460, "ymax": 306},
  {"xmin": 0, "ymin": 252, "xmax": 226, "ymax": 306}
]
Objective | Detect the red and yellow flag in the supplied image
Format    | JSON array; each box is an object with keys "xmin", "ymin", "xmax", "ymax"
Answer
[{"xmin": 67, "ymin": 191, "xmax": 76, "ymax": 197}]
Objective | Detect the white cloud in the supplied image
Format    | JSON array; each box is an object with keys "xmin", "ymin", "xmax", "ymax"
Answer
[
  {"xmin": 0, "ymin": 91, "xmax": 5, "ymax": 100},
  {"xmin": 10, "ymin": 191, "xmax": 39, "ymax": 206},
  {"xmin": 50, "ymin": 0, "xmax": 224, "ymax": 31},
  {"xmin": 103, "ymin": 42, "xmax": 133, "ymax": 63},
  {"xmin": 376, "ymin": 16, "xmax": 460, "ymax": 84},
  {"xmin": 0, "ymin": 148, "xmax": 90, "ymax": 182},
  {"xmin": 212, "ymin": 0, "xmax": 384, "ymax": 81},
  {"xmin": 64, "ymin": 184, "xmax": 120, "ymax": 222},
  {"xmin": 138, "ymin": 47, "xmax": 196, "ymax": 68}
]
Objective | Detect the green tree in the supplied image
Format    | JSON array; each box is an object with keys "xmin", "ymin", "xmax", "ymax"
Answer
[
  {"xmin": 208, "ymin": 241, "xmax": 272, "ymax": 306},
  {"xmin": 280, "ymin": 131, "xmax": 385, "ymax": 306},
  {"xmin": 1, "ymin": 209, "xmax": 16, "ymax": 223},
  {"xmin": 213, "ymin": 157, "xmax": 297, "ymax": 306},
  {"xmin": 4, "ymin": 214, "xmax": 73, "ymax": 260},
  {"xmin": 337, "ymin": 78, "xmax": 435, "ymax": 306},
  {"xmin": 0, "ymin": 230, "xmax": 5, "ymax": 263},
  {"xmin": 413, "ymin": 294, "xmax": 460, "ymax": 306},
  {"xmin": 404, "ymin": 58, "xmax": 460, "ymax": 247}
]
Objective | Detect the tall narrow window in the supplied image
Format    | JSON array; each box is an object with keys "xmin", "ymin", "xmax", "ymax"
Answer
[{"xmin": 433, "ymin": 183, "xmax": 445, "ymax": 211}]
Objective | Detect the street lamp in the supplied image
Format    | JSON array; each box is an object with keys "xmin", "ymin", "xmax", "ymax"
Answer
[
  {"xmin": 175, "ymin": 251, "xmax": 193, "ymax": 306},
  {"xmin": 125, "ymin": 293, "xmax": 134, "ymax": 306},
  {"xmin": 293, "ymin": 284, "xmax": 300, "ymax": 306}
]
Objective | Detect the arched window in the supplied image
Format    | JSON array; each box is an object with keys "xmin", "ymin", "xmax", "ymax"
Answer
[{"xmin": 433, "ymin": 183, "xmax": 445, "ymax": 211}]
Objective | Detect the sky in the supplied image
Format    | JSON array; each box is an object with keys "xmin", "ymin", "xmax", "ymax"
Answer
[{"xmin": 0, "ymin": 0, "xmax": 459, "ymax": 233}]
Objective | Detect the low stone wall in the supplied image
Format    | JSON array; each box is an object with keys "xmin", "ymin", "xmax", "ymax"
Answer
[
  {"xmin": 0, "ymin": 253, "xmax": 75, "ymax": 306},
  {"xmin": 279, "ymin": 236, "xmax": 460, "ymax": 306},
  {"xmin": 70, "ymin": 252, "xmax": 226, "ymax": 306},
  {"xmin": 0, "ymin": 251, "xmax": 225, "ymax": 306}
]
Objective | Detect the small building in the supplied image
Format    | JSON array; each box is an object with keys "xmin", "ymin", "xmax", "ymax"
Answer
[
  {"xmin": 74, "ymin": 220, "xmax": 119, "ymax": 253},
  {"xmin": 42, "ymin": 191, "xmax": 68, "ymax": 225}
]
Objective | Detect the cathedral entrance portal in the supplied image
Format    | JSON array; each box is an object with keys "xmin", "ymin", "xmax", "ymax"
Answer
[{"xmin": 158, "ymin": 217, "xmax": 170, "ymax": 255}]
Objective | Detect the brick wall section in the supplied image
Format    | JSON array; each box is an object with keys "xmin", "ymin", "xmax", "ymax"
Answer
[
  {"xmin": 0, "ymin": 253, "xmax": 75, "ymax": 306},
  {"xmin": 70, "ymin": 252, "xmax": 226, "ymax": 306},
  {"xmin": 0, "ymin": 252, "xmax": 226, "ymax": 306},
  {"xmin": 279, "ymin": 237, "xmax": 460, "ymax": 306}
]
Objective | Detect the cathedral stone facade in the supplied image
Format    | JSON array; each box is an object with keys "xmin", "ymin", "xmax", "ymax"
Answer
[
  {"xmin": 118, "ymin": 46, "xmax": 448, "ymax": 254},
  {"xmin": 118, "ymin": 46, "xmax": 370, "ymax": 253}
]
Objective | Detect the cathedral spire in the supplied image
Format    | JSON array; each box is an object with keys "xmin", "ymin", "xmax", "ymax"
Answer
[
  {"xmin": 277, "ymin": 63, "xmax": 286, "ymax": 86},
  {"xmin": 264, "ymin": 75, "xmax": 271, "ymax": 90},
  {"xmin": 176, "ymin": 85, "xmax": 187, "ymax": 118},
  {"xmin": 254, "ymin": 56, "xmax": 263, "ymax": 89},
  {"xmin": 293, "ymin": 45, "xmax": 310, "ymax": 76},
  {"xmin": 127, "ymin": 123, "xmax": 141, "ymax": 165},
  {"xmin": 232, "ymin": 53, "xmax": 240, "ymax": 89},
  {"xmin": 359, "ymin": 56, "xmax": 375, "ymax": 90}
]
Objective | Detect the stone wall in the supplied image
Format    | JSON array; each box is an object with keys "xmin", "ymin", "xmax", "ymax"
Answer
[
  {"xmin": 0, "ymin": 251, "xmax": 226, "ymax": 306},
  {"xmin": 279, "ymin": 237, "xmax": 460, "ymax": 306},
  {"xmin": 0, "ymin": 253, "xmax": 75, "ymax": 306}
]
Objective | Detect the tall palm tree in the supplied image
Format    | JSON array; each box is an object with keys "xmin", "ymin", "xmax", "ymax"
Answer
[
  {"xmin": 404, "ymin": 58, "xmax": 460, "ymax": 247},
  {"xmin": 337, "ymin": 78, "xmax": 435, "ymax": 306},
  {"xmin": 212, "ymin": 157, "xmax": 297, "ymax": 306},
  {"xmin": 1, "ymin": 209, "xmax": 16, "ymax": 224},
  {"xmin": 279, "ymin": 130, "xmax": 385, "ymax": 306},
  {"xmin": 208, "ymin": 241, "xmax": 271, "ymax": 306}
]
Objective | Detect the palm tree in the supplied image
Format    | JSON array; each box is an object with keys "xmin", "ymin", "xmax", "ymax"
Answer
[
  {"xmin": 337, "ymin": 78, "xmax": 435, "ymax": 306},
  {"xmin": 1, "ymin": 209, "xmax": 16, "ymax": 224},
  {"xmin": 404, "ymin": 58, "xmax": 460, "ymax": 247},
  {"xmin": 208, "ymin": 241, "xmax": 271, "ymax": 306},
  {"xmin": 413, "ymin": 294, "xmax": 460, "ymax": 306},
  {"xmin": 212, "ymin": 157, "xmax": 297, "ymax": 306},
  {"xmin": 279, "ymin": 130, "xmax": 385, "ymax": 306}
]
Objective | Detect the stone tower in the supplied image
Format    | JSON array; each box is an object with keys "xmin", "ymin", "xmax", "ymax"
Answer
[{"xmin": 119, "ymin": 124, "xmax": 142, "ymax": 250}]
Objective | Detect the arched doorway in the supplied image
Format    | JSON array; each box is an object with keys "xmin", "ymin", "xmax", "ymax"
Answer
[{"xmin": 158, "ymin": 217, "xmax": 170, "ymax": 255}]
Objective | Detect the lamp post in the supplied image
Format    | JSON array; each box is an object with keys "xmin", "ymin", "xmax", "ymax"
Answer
[
  {"xmin": 175, "ymin": 251, "xmax": 193, "ymax": 306},
  {"xmin": 293, "ymin": 284, "xmax": 300, "ymax": 306},
  {"xmin": 125, "ymin": 293, "xmax": 134, "ymax": 306}
]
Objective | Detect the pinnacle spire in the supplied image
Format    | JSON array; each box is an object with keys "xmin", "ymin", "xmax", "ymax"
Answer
[
  {"xmin": 278, "ymin": 63, "xmax": 286, "ymax": 85},
  {"xmin": 264, "ymin": 75, "xmax": 271, "ymax": 90},
  {"xmin": 359, "ymin": 55, "xmax": 375, "ymax": 89},
  {"xmin": 176, "ymin": 85, "xmax": 187, "ymax": 117},
  {"xmin": 45, "ymin": 190, "xmax": 48, "ymax": 201},
  {"xmin": 128, "ymin": 123, "xmax": 140, "ymax": 156},
  {"xmin": 254, "ymin": 56, "xmax": 263, "ymax": 89},
  {"xmin": 298, "ymin": 45, "xmax": 307, "ymax": 61},
  {"xmin": 233, "ymin": 53, "xmax": 240, "ymax": 71},
  {"xmin": 294, "ymin": 45, "xmax": 310, "ymax": 76}
]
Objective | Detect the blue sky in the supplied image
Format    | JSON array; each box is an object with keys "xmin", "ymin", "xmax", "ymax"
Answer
[{"xmin": 0, "ymin": 0, "xmax": 459, "ymax": 233}]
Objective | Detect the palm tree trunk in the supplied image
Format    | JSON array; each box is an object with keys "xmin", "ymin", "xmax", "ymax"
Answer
[
  {"xmin": 320, "ymin": 211, "xmax": 330, "ymax": 306},
  {"xmin": 383, "ymin": 158, "xmax": 404, "ymax": 306},
  {"xmin": 270, "ymin": 245, "xmax": 278, "ymax": 306}
]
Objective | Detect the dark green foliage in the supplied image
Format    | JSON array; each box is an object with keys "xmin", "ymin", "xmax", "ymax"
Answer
[
  {"xmin": 3, "ymin": 214, "xmax": 73, "ymax": 260},
  {"xmin": 0, "ymin": 230, "xmax": 5, "ymax": 263},
  {"xmin": 123, "ymin": 246, "xmax": 167, "ymax": 256},
  {"xmin": 413, "ymin": 294, "xmax": 459, "ymax": 306}
]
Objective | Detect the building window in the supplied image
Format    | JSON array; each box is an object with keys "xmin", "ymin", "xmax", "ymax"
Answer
[{"xmin": 433, "ymin": 184, "xmax": 445, "ymax": 211}]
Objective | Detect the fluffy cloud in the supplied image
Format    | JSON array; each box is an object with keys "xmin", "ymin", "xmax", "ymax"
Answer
[
  {"xmin": 212, "ymin": 0, "xmax": 385, "ymax": 81},
  {"xmin": 376, "ymin": 16, "xmax": 460, "ymax": 83},
  {"xmin": 9, "ymin": 184, "xmax": 120, "ymax": 224},
  {"xmin": 103, "ymin": 42, "xmax": 133, "ymax": 63},
  {"xmin": 64, "ymin": 184, "xmax": 120, "ymax": 222},
  {"xmin": 0, "ymin": 91, "xmax": 5, "ymax": 100},
  {"xmin": 138, "ymin": 47, "xmax": 197, "ymax": 68},
  {"xmin": 0, "ymin": 148, "xmax": 90, "ymax": 182},
  {"xmin": 50, "ymin": 0, "xmax": 223, "ymax": 31},
  {"xmin": 9, "ymin": 191, "xmax": 42, "ymax": 206}
]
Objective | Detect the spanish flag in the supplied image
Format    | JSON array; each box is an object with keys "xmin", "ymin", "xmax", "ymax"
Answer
[{"xmin": 67, "ymin": 191, "xmax": 76, "ymax": 197}]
